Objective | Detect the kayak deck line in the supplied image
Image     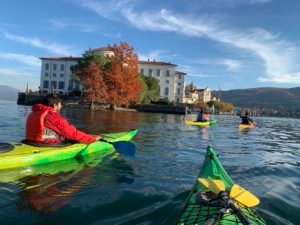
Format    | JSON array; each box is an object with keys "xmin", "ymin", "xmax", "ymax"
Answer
[{"xmin": 174, "ymin": 145, "xmax": 266, "ymax": 225}]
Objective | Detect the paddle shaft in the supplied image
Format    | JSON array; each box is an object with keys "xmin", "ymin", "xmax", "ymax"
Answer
[{"xmin": 221, "ymin": 192, "xmax": 251, "ymax": 225}]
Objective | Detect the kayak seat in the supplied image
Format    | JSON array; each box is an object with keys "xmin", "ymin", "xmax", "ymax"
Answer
[
  {"xmin": 20, "ymin": 140, "xmax": 74, "ymax": 147},
  {"xmin": 0, "ymin": 143, "xmax": 15, "ymax": 153}
]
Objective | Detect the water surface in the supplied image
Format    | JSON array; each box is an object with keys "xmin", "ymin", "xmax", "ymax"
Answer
[{"xmin": 0, "ymin": 100, "xmax": 299, "ymax": 225}]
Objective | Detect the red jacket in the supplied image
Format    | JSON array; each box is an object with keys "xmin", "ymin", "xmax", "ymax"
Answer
[{"xmin": 26, "ymin": 104, "xmax": 96, "ymax": 144}]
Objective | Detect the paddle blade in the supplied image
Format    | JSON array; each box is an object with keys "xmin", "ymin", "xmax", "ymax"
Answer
[
  {"xmin": 111, "ymin": 141, "xmax": 136, "ymax": 156},
  {"xmin": 230, "ymin": 184, "xmax": 260, "ymax": 207},
  {"xmin": 198, "ymin": 178, "xmax": 226, "ymax": 194}
]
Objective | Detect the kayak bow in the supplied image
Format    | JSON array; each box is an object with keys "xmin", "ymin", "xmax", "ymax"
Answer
[{"xmin": 175, "ymin": 145, "xmax": 266, "ymax": 225}]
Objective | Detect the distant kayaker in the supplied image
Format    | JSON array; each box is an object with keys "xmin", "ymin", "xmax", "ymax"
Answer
[
  {"xmin": 239, "ymin": 112, "xmax": 255, "ymax": 125},
  {"xmin": 25, "ymin": 94, "xmax": 102, "ymax": 144},
  {"xmin": 196, "ymin": 110, "xmax": 209, "ymax": 122}
]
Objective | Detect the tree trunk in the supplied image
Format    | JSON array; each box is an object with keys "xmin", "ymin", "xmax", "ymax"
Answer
[{"xmin": 89, "ymin": 101, "xmax": 95, "ymax": 110}]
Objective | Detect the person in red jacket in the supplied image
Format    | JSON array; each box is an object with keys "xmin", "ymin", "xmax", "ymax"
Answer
[{"xmin": 25, "ymin": 94, "xmax": 101, "ymax": 144}]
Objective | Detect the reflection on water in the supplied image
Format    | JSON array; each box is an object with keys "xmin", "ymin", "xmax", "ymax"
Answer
[{"xmin": 0, "ymin": 100, "xmax": 299, "ymax": 225}]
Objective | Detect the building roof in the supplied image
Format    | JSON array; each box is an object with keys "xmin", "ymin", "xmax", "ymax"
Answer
[
  {"xmin": 138, "ymin": 60, "xmax": 177, "ymax": 67},
  {"xmin": 39, "ymin": 56, "xmax": 82, "ymax": 60},
  {"xmin": 86, "ymin": 46, "xmax": 112, "ymax": 52},
  {"xmin": 176, "ymin": 71, "xmax": 187, "ymax": 75}
]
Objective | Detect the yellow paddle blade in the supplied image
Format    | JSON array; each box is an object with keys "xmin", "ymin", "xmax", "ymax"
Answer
[
  {"xmin": 230, "ymin": 184, "xmax": 260, "ymax": 207},
  {"xmin": 198, "ymin": 178, "xmax": 226, "ymax": 194}
]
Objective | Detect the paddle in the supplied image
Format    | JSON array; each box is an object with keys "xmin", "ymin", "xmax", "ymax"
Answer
[
  {"xmin": 100, "ymin": 139, "xmax": 136, "ymax": 156},
  {"xmin": 76, "ymin": 139, "xmax": 136, "ymax": 158},
  {"xmin": 198, "ymin": 178, "xmax": 260, "ymax": 225}
]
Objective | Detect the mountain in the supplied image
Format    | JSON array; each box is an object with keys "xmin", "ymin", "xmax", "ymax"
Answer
[
  {"xmin": 0, "ymin": 85, "xmax": 20, "ymax": 101},
  {"xmin": 212, "ymin": 87, "xmax": 300, "ymax": 116}
]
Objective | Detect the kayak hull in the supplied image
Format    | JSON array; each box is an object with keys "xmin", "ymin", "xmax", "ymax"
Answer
[
  {"xmin": 239, "ymin": 124, "xmax": 255, "ymax": 129},
  {"xmin": 184, "ymin": 119, "xmax": 217, "ymax": 126},
  {"xmin": 0, "ymin": 129, "xmax": 138, "ymax": 170},
  {"xmin": 175, "ymin": 145, "xmax": 266, "ymax": 225}
]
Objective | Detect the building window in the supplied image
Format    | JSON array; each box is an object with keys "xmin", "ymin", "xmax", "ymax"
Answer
[
  {"xmin": 149, "ymin": 69, "xmax": 152, "ymax": 76},
  {"xmin": 59, "ymin": 81, "xmax": 65, "ymax": 89},
  {"xmin": 166, "ymin": 70, "xmax": 170, "ymax": 77},
  {"xmin": 177, "ymin": 88, "xmax": 181, "ymax": 95},
  {"xmin": 178, "ymin": 82, "xmax": 181, "ymax": 86},
  {"xmin": 60, "ymin": 64, "xmax": 64, "ymax": 71},
  {"xmin": 75, "ymin": 81, "xmax": 80, "ymax": 90},
  {"xmin": 53, "ymin": 64, "xmax": 57, "ymax": 71},
  {"xmin": 140, "ymin": 68, "xmax": 144, "ymax": 74},
  {"xmin": 68, "ymin": 80, "xmax": 73, "ymax": 90},
  {"xmin": 164, "ymin": 87, "xmax": 169, "ymax": 96},
  {"xmin": 51, "ymin": 81, "xmax": 57, "ymax": 89},
  {"xmin": 176, "ymin": 98, "xmax": 180, "ymax": 103},
  {"xmin": 45, "ymin": 63, "xmax": 49, "ymax": 70},
  {"xmin": 52, "ymin": 73, "xmax": 56, "ymax": 77},
  {"xmin": 45, "ymin": 73, "xmax": 48, "ymax": 77},
  {"xmin": 43, "ymin": 80, "xmax": 49, "ymax": 88},
  {"xmin": 166, "ymin": 80, "xmax": 169, "ymax": 84},
  {"xmin": 178, "ymin": 75, "xmax": 182, "ymax": 79},
  {"xmin": 60, "ymin": 73, "xmax": 64, "ymax": 78},
  {"xmin": 156, "ymin": 69, "xmax": 160, "ymax": 76}
]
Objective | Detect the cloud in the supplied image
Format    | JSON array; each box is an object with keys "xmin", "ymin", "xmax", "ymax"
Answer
[
  {"xmin": 123, "ymin": 9, "xmax": 300, "ymax": 84},
  {"xmin": 74, "ymin": 0, "xmax": 300, "ymax": 84},
  {"xmin": 193, "ymin": 58, "xmax": 242, "ymax": 72},
  {"xmin": 2, "ymin": 31, "xmax": 75, "ymax": 55},
  {"xmin": 138, "ymin": 50, "xmax": 177, "ymax": 61},
  {"xmin": 48, "ymin": 18, "xmax": 121, "ymax": 38},
  {"xmin": 0, "ymin": 67, "xmax": 36, "ymax": 78},
  {"xmin": 0, "ymin": 67, "xmax": 39, "ymax": 90},
  {"xmin": 73, "ymin": 0, "xmax": 135, "ymax": 20},
  {"xmin": 0, "ymin": 52, "xmax": 40, "ymax": 67}
]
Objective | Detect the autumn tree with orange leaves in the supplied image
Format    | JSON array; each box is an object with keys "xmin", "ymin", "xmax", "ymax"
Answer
[
  {"xmin": 71, "ymin": 42, "xmax": 143, "ymax": 108},
  {"xmin": 106, "ymin": 42, "xmax": 143, "ymax": 107}
]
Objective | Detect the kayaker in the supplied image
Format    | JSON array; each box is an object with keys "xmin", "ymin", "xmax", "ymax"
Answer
[
  {"xmin": 239, "ymin": 112, "xmax": 255, "ymax": 125},
  {"xmin": 196, "ymin": 110, "xmax": 209, "ymax": 122},
  {"xmin": 25, "ymin": 94, "xmax": 102, "ymax": 144}
]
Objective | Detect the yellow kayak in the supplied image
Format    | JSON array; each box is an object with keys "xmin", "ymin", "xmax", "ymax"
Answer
[
  {"xmin": 184, "ymin": 119, "xmax": 217, "ymax": 126},
  {"xmin": 239, "ymin": 123, "xmax": 255, "ymax": 129}
]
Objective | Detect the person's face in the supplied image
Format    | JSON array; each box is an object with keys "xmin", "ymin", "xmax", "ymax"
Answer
[{"xmin": 53, "ymin": 102, "xmax": 62, "ymax": 112}]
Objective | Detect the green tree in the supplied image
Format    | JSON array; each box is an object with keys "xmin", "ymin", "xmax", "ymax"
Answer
[
  {"xmin": 140, "ymin": 74, "xmax": 160, "ymax": 104},
  {"xmin": 207, "ymin": 100, "xmax": 234, "ymax": 112},
  {"xmin": 195, "ymin": 101, "xmax": 209, "ymax": 110}
]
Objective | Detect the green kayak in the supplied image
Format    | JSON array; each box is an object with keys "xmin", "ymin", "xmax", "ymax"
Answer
[
  {"xmin": 0, "ymin": 129, "xmax": 137, "ymax": 170},
  {"xmin": 175, "ymin": 145, "xmax": 266, "ymax": 225}
]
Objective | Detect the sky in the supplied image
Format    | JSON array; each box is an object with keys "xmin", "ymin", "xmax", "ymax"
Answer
[{"xmin": 1, "ymin": 0, "xmax": 300, "ymax": 91}]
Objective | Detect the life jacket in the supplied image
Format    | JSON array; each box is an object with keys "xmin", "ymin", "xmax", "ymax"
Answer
[
  {"xmin": 202, "ymin": 113, "xmax": 209, "ymax": 120},
  {"xmin": 26, "ymin": 110, "xmax": 60, "ymax": 143}
]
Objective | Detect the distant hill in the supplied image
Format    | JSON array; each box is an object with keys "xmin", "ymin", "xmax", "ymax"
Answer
[
  {"xmin": 0, "ymin": 85, "xmax": 20, "ymax": 101},
  {"xmin": 212, "ymin": 87, "xmax": 300, "ymax": 111}
]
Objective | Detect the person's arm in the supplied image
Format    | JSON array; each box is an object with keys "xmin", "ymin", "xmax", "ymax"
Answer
[{"xmin": 45, "ymin": 112, "xmax": 101, "ymax": 143}]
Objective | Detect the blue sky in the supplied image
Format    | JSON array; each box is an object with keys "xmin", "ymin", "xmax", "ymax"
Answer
[{"xmin": 1, "ymin": 0, "xmax": 300, "ymax": 91}]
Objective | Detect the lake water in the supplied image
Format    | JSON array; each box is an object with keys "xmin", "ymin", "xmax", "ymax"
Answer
[{"xmin": 0, "ymin": 99, "xmax": 299, "ymax": 225}]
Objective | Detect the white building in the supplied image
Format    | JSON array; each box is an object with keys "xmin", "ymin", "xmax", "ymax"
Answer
[
  {"xmin": 138, "ymin": 60, "xmax": 186, "ymax": 103},
  {"xmin": 39, "ymin": 48, "xmax": 186, "ymax": 103},
  {"xmin": 39, "ymin": 56, "xmax": 82, "ymax": 95},
  {"xmin": 197, "ymin": 87, "xmax": 211, "ymax": 103}
]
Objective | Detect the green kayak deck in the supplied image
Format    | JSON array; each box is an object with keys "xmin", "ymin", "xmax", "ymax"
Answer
[
  {"xmin": 0, "ymin": 129, "xmax": 138, "ymax": 170},
  {"xmin": 175, "ymin": 145, "xmax": 266, "ymax": 225}
]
